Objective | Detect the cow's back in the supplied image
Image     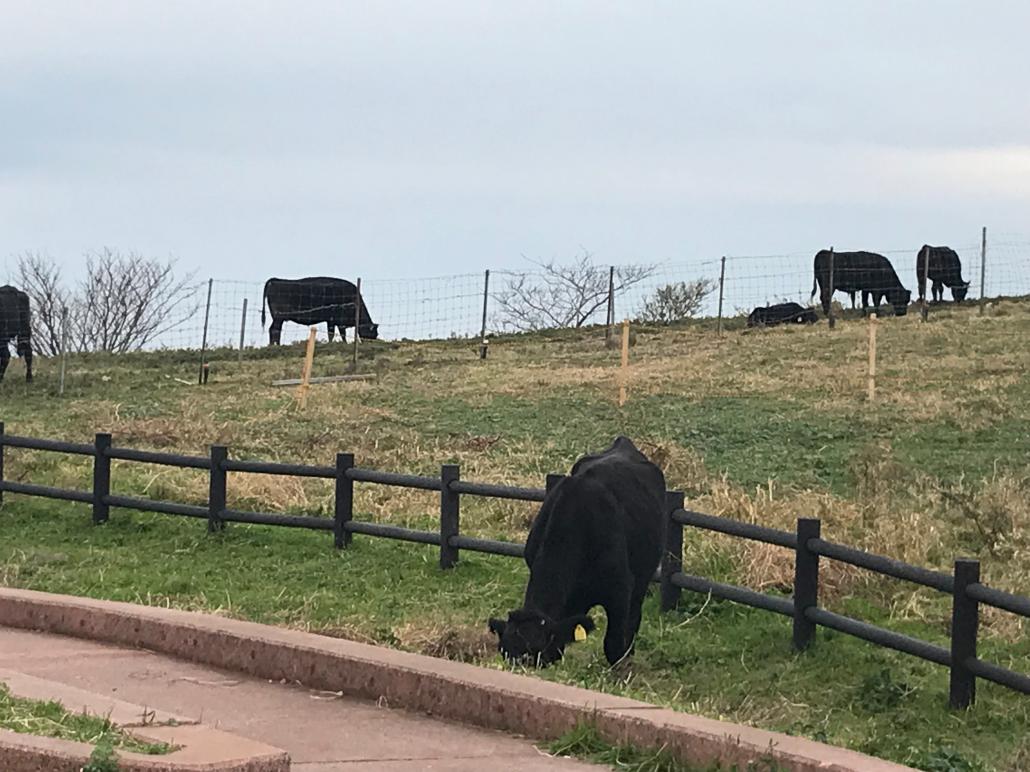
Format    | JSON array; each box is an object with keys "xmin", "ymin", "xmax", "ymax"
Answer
[
  {"xmin": 529, "ymin": 437, "xmax": 665, "ymax": 577},
  {"xmin": 265, "ymin": 277, "xmax": 356, "ymax": 313}
]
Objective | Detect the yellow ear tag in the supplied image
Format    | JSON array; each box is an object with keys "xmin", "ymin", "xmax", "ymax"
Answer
[{"xmin": 574, "ymin": 624, "xmax": 588, "ymax": 642}]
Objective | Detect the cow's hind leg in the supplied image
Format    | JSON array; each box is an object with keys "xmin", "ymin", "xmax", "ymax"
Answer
[
  {"xmin": 326, "ymin": 321, "xmax": 334, "ymax": 343},
  {"xmin": 21, "ymin": 343, "xmax": 32, "ymax": 383},
  {"xmin": 0, "ymin": 344, "xmax": 9, "ymax": 382},
  {"xmin": 600, "ymin": 573, "xmax": 636, "ymax": 666},
  {"xmin": 269, "ymin": 319, "xmax": 284, "ymax": 346}
]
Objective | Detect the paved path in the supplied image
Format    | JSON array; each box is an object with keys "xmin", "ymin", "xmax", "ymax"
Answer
[{"xmin": 0, "ymin": 626, "xmax": 598, "ymax": 770}]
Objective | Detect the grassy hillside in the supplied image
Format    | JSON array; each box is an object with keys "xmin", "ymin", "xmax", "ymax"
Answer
[{"xmin": 1, "ymin": 299, "xmax": 1028, "ymax": 771}]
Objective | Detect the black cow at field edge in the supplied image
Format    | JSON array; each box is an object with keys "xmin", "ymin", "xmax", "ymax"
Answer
[
  {"xmin": 488, "ymin": 436, "xmax": 666, "ymax": 667},
  {"xmin": 917, "ymin": 245, "xmax": 970, "ymax": 303},
  {"xmin": 811, "ymin": 250, "xmax": 911, "ymax": 317},
  {"xmin": 747, "ymin": 302, "xmax": 818, "ymax": 328},
  {"xmin": 0, "ymin": 286, "xmax": 33, "ymax": 383},
  {"xmin": 261, "ymin": 277, "xmax": 379, "ymax": 345}
]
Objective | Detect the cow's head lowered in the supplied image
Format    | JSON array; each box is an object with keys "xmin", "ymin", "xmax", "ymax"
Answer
[
  {"xmin": 952, "ymin": 282, "xmax": 970, "ymax": 303},
  {"xmin": 488, "ymin": 609, "xmax": 594, "ymax": 667},
  {"xmin": 888, "ymin": 288, "xmax": 912, "ymax": 316},
  {"xmin": 358, "ymin": 322, "xmax": 379, "ymax": 340}
]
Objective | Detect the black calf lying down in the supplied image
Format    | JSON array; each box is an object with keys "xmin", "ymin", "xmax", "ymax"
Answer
[
  {"xmin": 489, "ymin": 436, "xmax": 666, "ymax": 666},
  {"xmin": 747, "ymin": 302, "xmax": 818, "ymax": 328}
]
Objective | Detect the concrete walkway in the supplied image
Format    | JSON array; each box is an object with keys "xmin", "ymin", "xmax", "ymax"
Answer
[{"xmin": 0, "ymin": 626, "xmax": 597, "ymax": 770}]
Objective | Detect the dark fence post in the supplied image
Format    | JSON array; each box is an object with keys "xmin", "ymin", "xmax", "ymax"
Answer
[
  {"xmin": 479, "ymin": 269, "xmax": 490, "ymax": 360},
  {"xmin": 92, "ymin": 433, "xmax": 112, "ymax": 525},
  {"xmin": 950, "ymin": 558, "xmax": 981, "ymax": 709},
  {"xmin": 827, "ymin": 248, "xmax": 836, "ymax": 330},
  {"xmin": 440, "ymin": 464, "xmax": 460, "ymax": 569},
  {"xmin": 0, "ymin": 421, "xmax": 5, "ymax": 507},
  {"xmin": 792, "ymin": 517, "xmax": 821, "ymax": 651},
  {"xmin": 660, "ymin": 491, "xmax": 685, "ymax": 612},
  {"xmin": 335, "ymin": 453, "xmax": 354, "ymax": 549},
  {"xmin": 208, "ymin": 445, "xmax": 227, "ymax": 533}
]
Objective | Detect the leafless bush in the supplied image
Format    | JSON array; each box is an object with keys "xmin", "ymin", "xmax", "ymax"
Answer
[
  {"xmin": 13, "ymin": 252, "xmax": 70, "ymax": 356},
  {"xmin": 13, "ymin": 250, "xmax": 199, "ymax": 353},
  {"xmin": 636, "ymin": 279, "xmax": 717, "ymax": 324},
  {"xmin": 494, "ymin": 251, "xmax": 656, "ymax": 332}
]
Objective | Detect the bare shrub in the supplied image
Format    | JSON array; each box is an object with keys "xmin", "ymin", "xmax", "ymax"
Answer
[
  {"xmin": 73, "ymin": 249, "xmax": 200, "ymax": 353},
  {"xmin": 636, "ymin": 279, "xmax": 716, "ymax": 324},
  {"xmin": 12, "ymin": 250, "xmax": 199, "ymax": 354},
  {"xmin": 494, "ymin": 251, "xmax": 656, "ymax": 332},
  {"xmin": 13, "ymin": 252, "xmax": 70, "ymax": 356}
]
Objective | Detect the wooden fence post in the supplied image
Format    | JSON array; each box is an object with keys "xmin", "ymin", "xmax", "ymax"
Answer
[
  {"xmin": 792, "ymin": 517, "xmax": 821, "ymax": 651},
  {"xmin": 440, "ymin": 464, "xmax": 460, "ymax": 569},
  {"xmin": 335, "ymin": 453, "xmax": 354, "ymax": 549},
  {"xmin": 867, "ymin": 313, "xmax": 877, "ymax": 402},
  {"xmin": 92, "ymin": 433, "xmax": 112, "ymax": 525},
  {"xmin": 298, "ymin": 327, "xmax": 317, "ymax": 409},
  {"xmin": 208, "ymin": 445, "xmax": 227, "ymax": 533},
  {"xmin": 660, "ymin": 491, "xmax": 685, "ymax": 612},
  {"xmin": 950, "ymin": 558, "xmax": 981, "ymax": 709}
]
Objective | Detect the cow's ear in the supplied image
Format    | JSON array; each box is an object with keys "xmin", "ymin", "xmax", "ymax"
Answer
[
  {"xmin": 488, "ymin": 618, "xmax": 507, "ymax": 638},
  {"xmin": 554, "ymin": 614, "xmax": 595, "ymax": 644}
]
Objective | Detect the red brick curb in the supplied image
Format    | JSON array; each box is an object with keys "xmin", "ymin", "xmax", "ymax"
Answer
[{"xmin": 0, "ymin": 588, "xmax": 914, "ymax": 772}]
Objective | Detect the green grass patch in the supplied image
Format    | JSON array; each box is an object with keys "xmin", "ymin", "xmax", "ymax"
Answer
[
  {"xmin": 2, "ymin": 298, "xmax": 1029, "ymax": 770},
  {"xmin": 0, "ymin": 682, "xmax": 172, "ymax": 755},
  {"xmin": 547, "ymin": 722, "xmax": 786, "ymax": 771}
]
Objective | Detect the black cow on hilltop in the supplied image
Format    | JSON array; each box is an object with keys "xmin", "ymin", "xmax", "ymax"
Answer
[
  {"xmin": 811, "ymin": 250, "xmax": 911, "ymax": 317},
  {"xmin": 261, "ymin": 277, "xmax": 379, "ymax": 345},
  {"xmin": 917, "ymin": 245, "xmax": 969, "ymax": 303},
  {"xmin": 0, "ymin": 285, "xmax": 33, "ymax": 383},
  {"xmin": 747, "ymin": 302, "xmax": 818, "ymax": 328},
  {"xmin": 489, "ymin": 436, "xmax": 666, "ymax": 667}
]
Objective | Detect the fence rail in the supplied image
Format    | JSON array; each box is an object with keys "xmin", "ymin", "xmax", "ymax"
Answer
[{"xmin": 1, "ymin": 422, "xmax": 1027, "ymax": 709}]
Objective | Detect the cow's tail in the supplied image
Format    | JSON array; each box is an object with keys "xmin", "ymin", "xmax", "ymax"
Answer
[
  {"xmin": 260, "ymin": 280, "xmax": 269, "ymax": 327},
  {"xmin": 810, "ymin": 273, "xmax": 818, "ymax": 301}
]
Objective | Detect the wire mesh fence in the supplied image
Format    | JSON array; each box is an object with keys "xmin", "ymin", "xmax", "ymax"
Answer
[{"xmin": 4, "ymin": 234, "xmax": 1028, "ymax": 363}]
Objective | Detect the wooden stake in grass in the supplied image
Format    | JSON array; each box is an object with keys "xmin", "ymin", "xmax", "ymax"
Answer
[
  {"xmin": 618, "ymin": 319, "xmax": 630, "ymax": 407},
  {"xmin": 867, "ymin": 312, "xmax": 877, "ymax": 402},
  {"xmin": 298, "ymin": 327, "xmax": 317, "ymax": 409}
]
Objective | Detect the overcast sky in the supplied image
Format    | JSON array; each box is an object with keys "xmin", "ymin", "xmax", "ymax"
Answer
[{"xmin": 2, "ymin": 1, "xmax": 1028, "ymax": 283}]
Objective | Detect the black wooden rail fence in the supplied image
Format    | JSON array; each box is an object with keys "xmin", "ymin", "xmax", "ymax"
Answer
[{"xmin": 1, "ymin": 423, "xmax": 1028, "ymax": 710}]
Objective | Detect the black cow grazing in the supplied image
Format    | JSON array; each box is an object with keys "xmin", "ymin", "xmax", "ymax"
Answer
[
  {"xmin": 488, "ymin": 436, "xmax": 666, "ymax": 667},
  {"xmin": 261, "ymin": 277, "xmax": 378, "ymax": 345},
  {"xmin": 811, "ymin": 250, "xmax": 912, "ymax": 317},
  {"xmin": 747, "ymin": 302, "xmax": 818, "ymax": 328},
  {"xmin": 917, "ymin": 245, "xmax": 970, "ymax": 303},
  {"xmin": 0, "ymin": 286, "xmax": 33, "ymax": 383}
]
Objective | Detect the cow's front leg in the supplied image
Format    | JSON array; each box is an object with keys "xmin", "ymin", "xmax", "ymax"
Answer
[
  {"xmin": 0, "ymin": 345, "xmax": 9, "ymax": 382},
  {"xmin": 22, "ymin": 346, "xmax": 32, "ymax": 383}
]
